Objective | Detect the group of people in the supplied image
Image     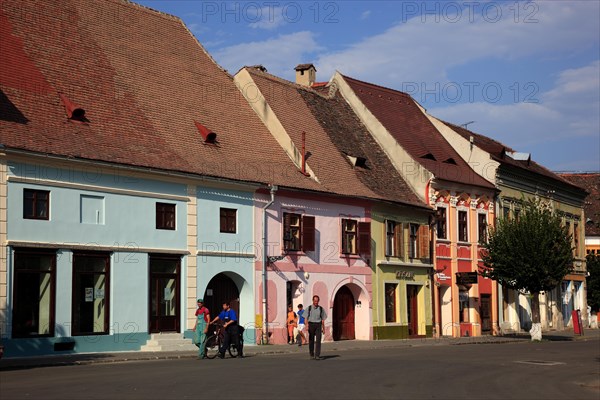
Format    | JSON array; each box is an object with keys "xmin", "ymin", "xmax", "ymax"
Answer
[
  {"xmin": 193, "ymin": 295, "xmax": 327, "ymax": 360},
  {"xmin": 193, "ymin": 299, "xmax": 244, "ymax": 359}
]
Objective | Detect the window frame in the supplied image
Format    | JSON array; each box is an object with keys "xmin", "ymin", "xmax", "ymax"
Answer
[
  {"xmin": 219, "ymin": 208, "xmax": 237, "ymax": 234},
  {"xmin": 436, "ymin": 207, "xmax": 447, "ymax": 240},
  {"xmin": 156, "ymin": 202, "xmax": 176, "ymax": 230},
  {"xmin": 409, "ymin": 224, "xmax": 418, "ymax": 259},
  {"xmin": 477, "ymin": 212, "xmax": 488, "ymax": 244},
  {"xmin": 458, "ymin": 210, "xmax": 468, "ymax": 243},
  {"xmin": 12, "ymin": 248, "xmax": 56, "ymax": 338},
  {"xmin": 341, "ymin": 218, "xmax": 358, "ymax": 255},
  {"xmin": 23, "ymin": 188, "xmax": 50, "ymax": 220},
  {"xmin": 385, "ymin": 220, "xmax": 396, "ymax": 257},
  {"xmin": 283, "ymin": 212, "xmax": 302, "ymax": 251},
  {"xmin": 71, "ymin": 252, "xmax": 110, "ymax": 336}
]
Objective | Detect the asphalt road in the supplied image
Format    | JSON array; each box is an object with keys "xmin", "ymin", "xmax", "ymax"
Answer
[{"xmin": 1, "ymin": 340, "xmax": 598, "ymax": 400}]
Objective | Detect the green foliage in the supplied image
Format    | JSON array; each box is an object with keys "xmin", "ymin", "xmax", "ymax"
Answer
[
  {"xmin": 587, "ymin": 253, "xmax": 600, "ymax": 312},
  {"xmin": 481, "ymin": 198, "xmax": 573, "ymax": 294}
]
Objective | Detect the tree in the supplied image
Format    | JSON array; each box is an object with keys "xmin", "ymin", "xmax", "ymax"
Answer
[
  {"xmin": 587, "ymin": 252, "xmax": 600, "ymax": 313},
  {"xmin": 480, "ymin": 198, "xmax": 573, "ymax": 340}
]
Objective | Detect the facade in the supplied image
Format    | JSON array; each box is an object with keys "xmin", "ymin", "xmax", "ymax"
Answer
[
  {"xmin": 236, "ymin": 66, "xmax": 433, "ymax": 342},
  {"xmin": 443, "ymin": 124, "xmax": 589, "ymax": 331},
  {"xmin": 560, "ymin": 173, "xmax": 600, "ymax": 256},
  {"xmin": 331, "ymin": 73, "xmax": 499, "ymax": 337},
  {"xmin": 0, "ymin": 0, "xmax": 322, "ymax": 356}
]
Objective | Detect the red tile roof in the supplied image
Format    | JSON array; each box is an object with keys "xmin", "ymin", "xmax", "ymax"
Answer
[
  {"xmin": 0, "ymin": 0, "xmax": 322, "ymax": 191},
  {"xmin": 447, "ymin": 122, "xmax": 585, "ymax": 190},
  {"xmin": 342, "ymin": 75, "xmax": 495, "ymax": 190},
  {"xmin": 245, "ymin": 68, "xmax": 427, "ymax": 208},
  {"xmin": 560, "ymin": 173, "xmax": 600, "ymax": 236}
]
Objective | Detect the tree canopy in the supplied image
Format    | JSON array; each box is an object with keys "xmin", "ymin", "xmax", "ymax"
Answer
[
  {"xmin": 480, "ymin": 198, "xmax": 573, "ymax": 295},
  {"xmin": 587, "ymin": 252, "xmax": 600, "ymax": 312}
]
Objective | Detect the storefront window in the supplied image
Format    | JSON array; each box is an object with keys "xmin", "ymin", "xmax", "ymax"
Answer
[
  {"xmin": 459, "ymin": 288, "xmax": 470, "ymax": 323},
  {"xmin": 385, "ymin": 283, "xmax": 398, "ymax": 323},
  {"xmin": 12, "ymin": 249, "xmax": 56, "ymax": 338},
  {"xmin": 72, "ymin": 253, "xmax": 110, "ymax": 335}
]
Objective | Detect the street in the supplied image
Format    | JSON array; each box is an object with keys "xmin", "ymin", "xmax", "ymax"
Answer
[{"xmin": 0, "ymin": 339, "xmax": 598, "ymax": 400}]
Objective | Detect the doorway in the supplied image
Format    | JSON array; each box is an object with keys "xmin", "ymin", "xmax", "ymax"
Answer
[
  {"xmin": 333, "ymin": 285, "xmax": 355, "ymax": 341},
  {"xmin": 203, "ymin": 273, "xmax": 240, "ymax": 320},
  {"xmin": 480, "ymin": 294, "xmax": 491, "ymax": 333},
  {"xmin": 407, "ymin": 285, "xmax": 420, "ymax": 337},
  {"xmin": 149, "ymin": 255, "xmax": 180, "ymax": 333}
]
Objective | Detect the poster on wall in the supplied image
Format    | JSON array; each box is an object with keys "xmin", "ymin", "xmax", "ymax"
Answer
[
  {"xmin": 85, "ymin": 288, "xmax": 94, "ymax": 302},
  {"xmin": 95, "ymin": 288, "xmax": 105, "ymax": 300}
]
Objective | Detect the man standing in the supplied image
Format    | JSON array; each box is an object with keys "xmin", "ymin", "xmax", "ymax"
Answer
[
  {"xmin": 193, "ymin": 299, "xmax": 210, "ymax": 359},
  {"xmin": 305, "ymin": 295, "xmax": 327, "ymax": 360},
  {"xmin": 210, "ymin": 302, "xmax": 244, "ymax": 359}
]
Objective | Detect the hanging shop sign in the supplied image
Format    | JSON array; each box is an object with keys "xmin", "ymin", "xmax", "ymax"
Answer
[{"xmin": 456, "ymin": 272, "xmax": 478, "ymax": 285}]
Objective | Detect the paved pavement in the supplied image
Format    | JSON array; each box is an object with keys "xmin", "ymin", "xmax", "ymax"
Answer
[{"xmin": 1, "ymin": 328, "xmax": 597, "ymax": 370}]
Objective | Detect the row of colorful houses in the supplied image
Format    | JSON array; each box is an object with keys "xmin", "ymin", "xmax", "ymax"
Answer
[{"xmin": 0, "ymin": 0, "xmax": 591, "ymax": 357}]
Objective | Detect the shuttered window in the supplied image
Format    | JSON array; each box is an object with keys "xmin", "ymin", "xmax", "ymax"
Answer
[
  {"xmin": 283, "ymin": 213, "xmax": 315, "ymax": 252},
  {"xmin": 341, "ymin": 219, "xmax": 370, "ymax": 255}
]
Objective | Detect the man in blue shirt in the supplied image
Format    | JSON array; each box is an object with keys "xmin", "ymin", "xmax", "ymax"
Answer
[{"xmin": 210, "ymin": 302, "xmax": 243, "ymax": 358}]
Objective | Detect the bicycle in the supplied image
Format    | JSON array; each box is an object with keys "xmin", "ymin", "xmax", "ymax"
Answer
[{"xmin": 204, "ymin": 322, "xmax": 244, "ymax": 359}]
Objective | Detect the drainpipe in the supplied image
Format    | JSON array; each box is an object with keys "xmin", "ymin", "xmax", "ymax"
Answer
[{"xmin": 262, "ymin": 185, "xmax": 277, "ymax": 344}]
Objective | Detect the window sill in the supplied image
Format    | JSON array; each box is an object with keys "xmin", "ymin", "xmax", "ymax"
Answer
[
  {"xmin": 456, "ymin": 242, "xmax": 472, "ymax": 246},
  {"xmin": 341, "ymin": 253, "xmax": 361, "ymax": 259},
  {"xmin": 436, "ymin": 238, "xmax": 451, "ymax": 244}
]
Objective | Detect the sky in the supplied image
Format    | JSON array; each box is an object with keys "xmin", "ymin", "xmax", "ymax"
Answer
[{"xmin": 137, "ymin": 0, "xmax": 600, "ymax": 172}]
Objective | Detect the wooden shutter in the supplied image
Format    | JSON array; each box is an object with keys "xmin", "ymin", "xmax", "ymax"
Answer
[
  {"xmin": 358, "ymin": 222, "xmax": 371, "ymax": 254},
  {"xmin": 418, "ymin": 225, "xmax": 430, "ymax": 259},
  {"xmin": 394, "ymin": 222, "xmax": 403, "ymax": 258},
  {"xmin": 302, "ymin": 216, "xmax": 315, "ymax": 252}
]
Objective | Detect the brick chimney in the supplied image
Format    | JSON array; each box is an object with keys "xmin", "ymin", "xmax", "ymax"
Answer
[{"xmin": 294, "ymin": 63, "xmax": 316, "ymax": 86}]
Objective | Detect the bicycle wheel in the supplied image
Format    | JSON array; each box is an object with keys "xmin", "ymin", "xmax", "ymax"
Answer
[
  {"xmin": 204, "ymin": 335, "xmax": 219, "ymax": 359},
  {"xmin": 228, "ymin": 343, "xmax": 238, "ymax": 358}
]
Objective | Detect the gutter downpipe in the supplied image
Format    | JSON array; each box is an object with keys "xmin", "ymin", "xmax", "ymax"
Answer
[{"xmin": 262, "ymin": 185, "xmax": 277, "ymax": 344}]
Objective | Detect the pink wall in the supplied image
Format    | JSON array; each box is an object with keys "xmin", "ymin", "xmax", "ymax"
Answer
[{"xmin": 253, "ymin": 191, "xmax": 373, "ymax": 343}]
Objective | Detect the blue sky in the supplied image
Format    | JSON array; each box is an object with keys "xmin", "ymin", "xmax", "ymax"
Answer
[{"xmin": 137, "ymin": 1, "xmax": 600, "ymax": 172}]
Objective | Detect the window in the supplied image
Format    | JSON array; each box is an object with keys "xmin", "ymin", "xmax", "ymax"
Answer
[
  {"xmin": 284, "ymin": 213, "xmax": 301, "ymax": 251},
  {"xmin": 341, "ymin": 219, "xmax": 371, "ymax": 255},
  {"xmin": 409, "ymin": 224, "xmax": 418, "ymax": 259},
  {"xmin": 12, "ymin": 249, "xmax": 56, "ymax": 338},
  {"xmin": 478, "ymin": 213, "xmax": 487, "ymax": 243},
  {"xmin": 436, "ymin": 207, "xmax": 447, "ymax": 239},
  {"xmin": 385, "ymin": 220, "xmax": 403, "ymax": 257},
  {"xmin": 156, "ymin": 203, "xmax": 175, "ymax": 230},
  {"xmin": 72, "ymin": 253, "xmax": 109, "ymax": 335},
  {"xmin": 573, "ymin": 223, "xmax": 579, "ymax": 256},
  {"xmin": 23, "ymin": 189, "xmax": 49, "ymax": 220},
  {"xmin": 220, "ymin": 208, "xmax": 237, "ymax": 233},
  {"xmin": 458, "ymin": 210, "xmax": 468, "ymax": 242},
  {"xmin": 282, "ymin": 213, "xmax": 315, "ymax": 252},
  {"xmin": 385, "ymin": 283, "xmax": 398, "ymax": 323},
  {"xmin": 459, "ymin": 289, "xmax": 469, "ymax": 323},
  {"xmin": 502, "ymin": 206, "xmax": 510, "ymax": 220},
  {"xmin": 514, "ymin": 209, "xmax": 521, "ymax": 222}
]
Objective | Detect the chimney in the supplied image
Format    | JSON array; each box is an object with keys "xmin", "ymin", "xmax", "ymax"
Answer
[{"xmin": 294, "ymin": 63, "xmax": 316, "ymax": 87}]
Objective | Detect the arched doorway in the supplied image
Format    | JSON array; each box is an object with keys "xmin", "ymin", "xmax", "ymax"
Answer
[
  {"xmin": 204, "ymin": 273, "xmax": 240, "ymax": 319},
  {"xmin": 333, "ymin": 285, "xmax": 355, "ymax": 341}
]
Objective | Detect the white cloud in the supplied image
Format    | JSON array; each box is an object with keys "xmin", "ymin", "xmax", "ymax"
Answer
[
  {"xmin": 429, "ymin": 60, "xmax": 600, "ymax": 170},
  {"xmin": 315, "ymin": 1, "xmax": 599, "ymax": 87},
  {"xmin": 212, "ymin": 31, "xmax": 322, "ymax": 76},
  {"xmin": 360, "ymin": 10, "xmax": 371, "ymax": 20},
  {"xmin": 248, "ymin": 6, "xmax": 287, "ymax": 30}
]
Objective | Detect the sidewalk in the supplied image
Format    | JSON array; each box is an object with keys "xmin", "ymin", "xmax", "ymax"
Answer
[{"xmin": 1, "ymin": 329, "xmax": 597, "ymax": 371}]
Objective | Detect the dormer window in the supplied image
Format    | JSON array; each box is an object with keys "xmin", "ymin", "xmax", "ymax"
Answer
[
  {"xmin": 194, "ymin": 120, "xmax": 217, "ymax": 144},
  {"xmin": 420, "ymin": 153, "xmax": 437, "ymax": 161},
  {"xmin": 59, "ymin": 93, "xmax": 87, "ymax": 122}
]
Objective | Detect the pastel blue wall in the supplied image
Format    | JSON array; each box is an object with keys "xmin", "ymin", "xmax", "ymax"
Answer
[
  {"xmin": 195, "ymin": 188, "xmax": 257, "ymax": 344},
  {"xmin": 7, "ymin": 162, "xmax": 187, "ymax": 250}
]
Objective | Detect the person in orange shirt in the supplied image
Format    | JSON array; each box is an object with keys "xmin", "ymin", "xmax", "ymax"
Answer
[{"xmin": 287, "ymin": 304, "xmax": 297, "ymax": 344}]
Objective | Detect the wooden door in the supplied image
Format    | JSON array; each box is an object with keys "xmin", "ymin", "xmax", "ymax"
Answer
[
  {"xmin": 407, "ymin": 285, "xmax": 419, "ymax": 337},
  {"xmin": 333, "ymin": 286, "xmax": 355, "ymax": 341},
  {"xmin": 149, "ymin": 256, "xmax": 180, "ymax": 333}
]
